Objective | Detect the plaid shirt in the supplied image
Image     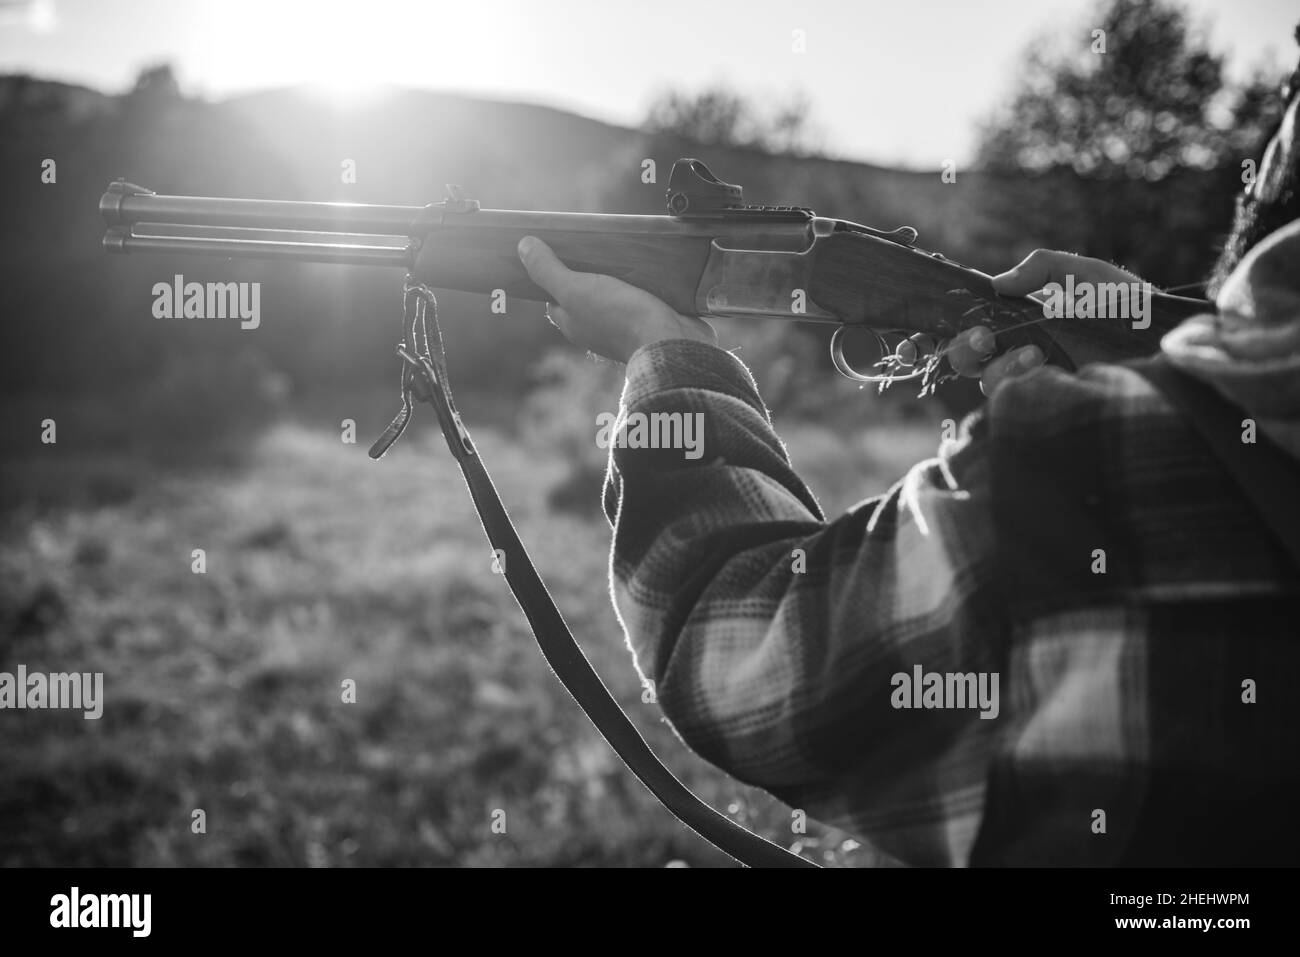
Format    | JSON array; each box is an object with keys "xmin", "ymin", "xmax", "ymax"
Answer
[{"xmin": 602, "ymin": 338, "xmax": 1300, "ymax": 866}]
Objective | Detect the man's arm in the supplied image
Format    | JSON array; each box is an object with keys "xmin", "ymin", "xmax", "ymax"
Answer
[
  {"xmin": 598, "ymin": 336, "xmax": 1005, "ymax": 864},
  {"xmin": 513, "ymin": 237, "xmax": 1147, "ymax": 863}
]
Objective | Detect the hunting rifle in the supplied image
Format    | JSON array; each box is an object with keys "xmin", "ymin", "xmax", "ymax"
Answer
[{"xmin": 99, "ymin": 158, "xmax": 1212, "ymax": 868}]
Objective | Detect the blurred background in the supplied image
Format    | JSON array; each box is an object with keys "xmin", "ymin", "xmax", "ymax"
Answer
[{"xmin": 0, "ymin": 0, "xmax": 1294, "ymax": 866}]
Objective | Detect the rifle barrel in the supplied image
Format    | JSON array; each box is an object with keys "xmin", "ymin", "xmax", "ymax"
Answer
[
  {"xmin": 102, "ymin": 227, "xmax": 414, "ymax": 266},
  {"xmin": 101, "ymin": 186, "xmax": 429, "ymax": 235},
  {"xmin": 100, "ymin": 182, "xmax": 424, "ymax": 267}
]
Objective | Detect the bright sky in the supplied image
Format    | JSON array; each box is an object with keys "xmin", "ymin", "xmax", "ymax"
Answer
[{"xmin": 1, "ymin": 0, "xmax": 1295, "ymax": 167}]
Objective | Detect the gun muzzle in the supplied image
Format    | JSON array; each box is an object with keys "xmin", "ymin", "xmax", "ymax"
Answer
[{"xmin": 99, "ymin": 178, "xmax": 425, "ymax": 267}]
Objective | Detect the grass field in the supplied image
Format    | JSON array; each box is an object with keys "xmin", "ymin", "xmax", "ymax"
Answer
[{"xmin": 0, "ymin": 404, "xmax": 936, "ymax": 868}]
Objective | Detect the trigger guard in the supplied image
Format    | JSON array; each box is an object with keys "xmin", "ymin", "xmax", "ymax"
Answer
[{"xmin": 830, "ymin": 326, "xmax": 928, "ymax": 383}]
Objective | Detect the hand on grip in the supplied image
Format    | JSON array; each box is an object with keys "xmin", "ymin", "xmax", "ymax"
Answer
[
  {"xmin": 947, "ymin": 249, "xmax": 1147, "ymax": 396},
  {"xmin": 517, "ymin": 236, "xmax": 716, "ymax": 363}
]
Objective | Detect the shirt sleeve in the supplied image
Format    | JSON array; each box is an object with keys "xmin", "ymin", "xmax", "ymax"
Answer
[{"xmin": 602, "ymin": 338, "xmax": 1007, "ymax": 865}]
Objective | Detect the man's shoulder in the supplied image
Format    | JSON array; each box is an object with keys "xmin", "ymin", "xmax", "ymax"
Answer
[
  {"xmin": 951, "ymin": 360, "xmax": 1177, "ymax": 474},
  {"xmin": 982, "ymin": 360, "xmax": 1172, "ymax": 440}
]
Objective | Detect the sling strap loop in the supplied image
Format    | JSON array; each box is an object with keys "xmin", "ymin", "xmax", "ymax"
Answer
[{"xmin": 374, "ymin": 279, "xmax": 816, "ymax": 868}]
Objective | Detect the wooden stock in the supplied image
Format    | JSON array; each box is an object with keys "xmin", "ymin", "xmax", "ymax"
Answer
[{"xmin": 414, "ymin": 213, "xmax": 715, "ymax": 317}]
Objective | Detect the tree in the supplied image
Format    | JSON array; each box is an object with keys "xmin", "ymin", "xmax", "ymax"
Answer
[
  {"xmin": 978, "ymin": 0, "xmax": 1264, "ymax": 178},
  {"xmin": 973, "ymin": 0, "xmax": 1286, "ymax": 286},
  {"xmin": 127, "ymin": 63, "xmax": 182, "ymax": 102}
]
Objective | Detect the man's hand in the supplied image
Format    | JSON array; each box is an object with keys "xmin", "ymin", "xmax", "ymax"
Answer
[
  {"xmin": 517, "ymin": 236, "xmax": 716, "ymax": 362},
  {"xmin": 946, "ymin": 249, "xmax": 1145, "ymax": 395}
]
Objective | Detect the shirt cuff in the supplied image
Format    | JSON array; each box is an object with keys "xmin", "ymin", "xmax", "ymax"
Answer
[{"xmin": 622, "ymin": 339, "xmax": 766, "ymax": 412}]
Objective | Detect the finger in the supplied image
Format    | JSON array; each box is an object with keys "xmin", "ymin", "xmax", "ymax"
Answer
[
  {"xmin": 990, "ymin": 249, "xmax": 1079, "ymax": 297},
  {"xmin": 980, "ymin": 344, "xmax": 1045, "ymax": 396},
  {"xmin": 992, "ymin": 249, "xmax": 1143, "ymax": 297},
  {"xmin": 518, "ymin": 236, "xmax": 578, "ymax": 302},
  {"xmin": 945, "ymin": 325, "xmax": 997, "ymax": 378}
]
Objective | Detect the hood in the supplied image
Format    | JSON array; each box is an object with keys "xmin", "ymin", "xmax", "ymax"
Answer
[{"xmin": 1161, "ymin": 218, "xmax": 1300, "ymax": 461}]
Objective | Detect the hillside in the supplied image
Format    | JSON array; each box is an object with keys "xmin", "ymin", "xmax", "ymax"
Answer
[{"xmin": 0, "ymin": 78, "xmax": 1010, "ymax": 391}]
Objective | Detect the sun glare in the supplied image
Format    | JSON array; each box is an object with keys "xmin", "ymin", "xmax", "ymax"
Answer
[
  {"xmin": 127, "ymin": 0, "xmax": 550, "ymax": 119},
  {"xmin": 199, "ymin": 0, "xmax": 511, "ymax": 108},
  {"xmin": 301, "ymin": 77, "xmax": 391, "ymax": 109},
  {"xmin": 207, "ymin": 1, "xmax": 401, "ymax": 106}
]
